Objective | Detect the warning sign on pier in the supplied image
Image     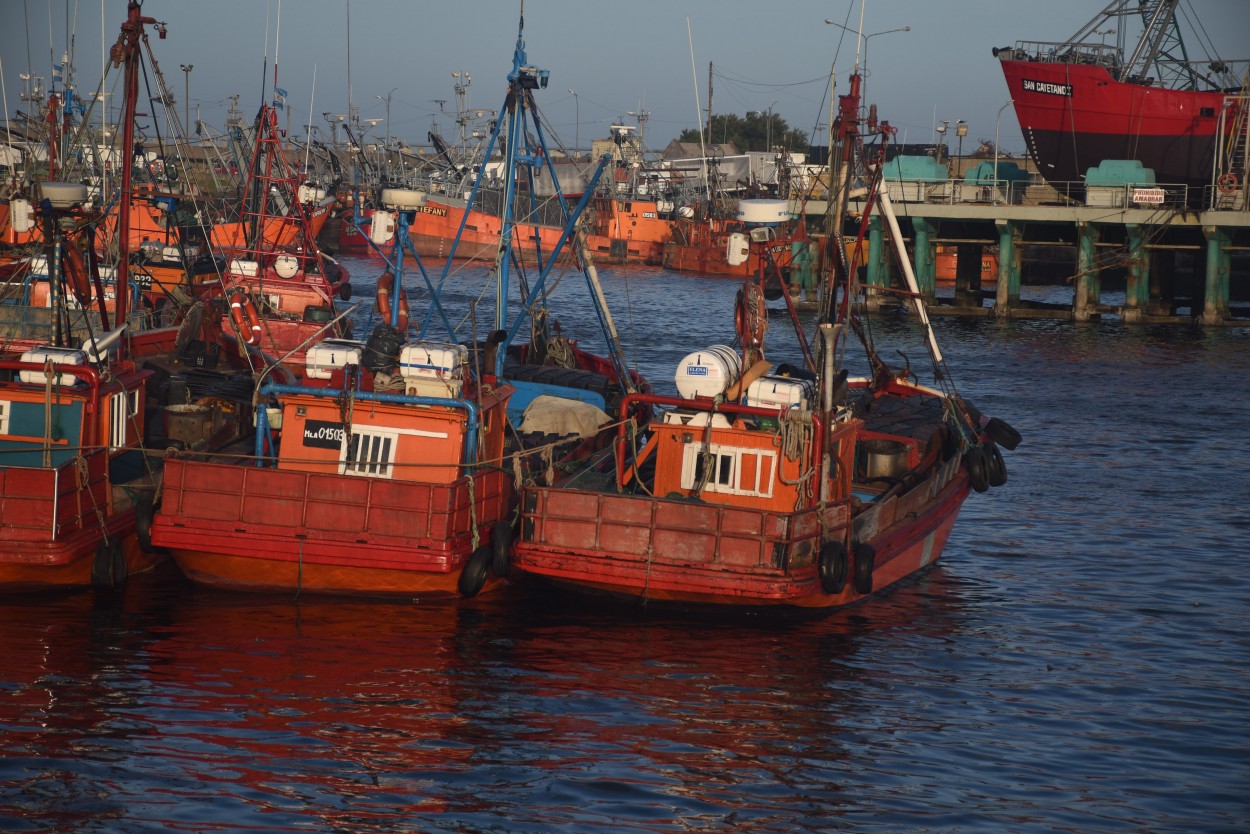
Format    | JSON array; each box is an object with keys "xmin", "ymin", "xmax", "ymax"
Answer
[{"xmin": 1131, "ymin": 188, "xmax": 1166, "ymax": 205}]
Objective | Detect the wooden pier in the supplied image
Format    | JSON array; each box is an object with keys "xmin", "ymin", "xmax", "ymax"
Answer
[{"xmin": 796, "ymin": 186, "xmax": 1250, "ymax": 326}]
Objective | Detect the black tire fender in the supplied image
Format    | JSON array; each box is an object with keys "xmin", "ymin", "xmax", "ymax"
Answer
[
  {"xmin": 853, "ymin": 543, "xmax": 876, "ymax": 595},
  {"xmin": 492, "ymin": 522, "xmax": 514, "ymax": 578},
  {"xmin": 818, "ymin": 540, "xmax": 848, "ymax": 595},
  {"xmin": 91, "ymin": 540, "xmax": 127, "ymax": 590},
  {"xmin": 134, "ymin": 498, "xmax": 166, "ymax": 554},
  {"xmin": 965, "ymin": 446, "xmax": 990, "ymax": 493},
  {"xmin": 986, "ymin": 443, "xmax": 1008, "ymax": 487},
  {"xmin": 984, "ymin": 417, "xmax": 1022, "ymax": 451},
  {"xmin": 457, "ymin": 546, "xmax": 493, "ymax": 597}
]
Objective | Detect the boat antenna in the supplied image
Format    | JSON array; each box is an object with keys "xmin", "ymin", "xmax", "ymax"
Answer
[
  {"xmin": 685, "ymin": 15, "xmax": 710, "ymax": 204},
  {"xmin": 303, "ymin": 64, "xmax": 317, "ymax": 174},
  {"xmin": 273, "ymin": 0, "xmax": 282, "ymax": 105},
  {"xmin": 0, "ymin": 50, "xmax": 15, "ymax": 179}
]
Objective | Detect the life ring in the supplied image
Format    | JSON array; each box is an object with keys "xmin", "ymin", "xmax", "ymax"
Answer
[
  {"xmin": 818, "ymin": 540, "xmax": 848, "ymax": 594},
  {"xmin": 91, "ymin": 539, "xmax": 127, "ymax": 590},
  {"xmin": 986, "ymin": 443, "xmax": 1008, "ymax": 488},
  {"xmin": 228, "ymin": 289, "xmax": 263, "ymax": 345},
  {"xmin": 984, "ymin": 417, "xmax": 1022, "ymax": 451},
  {"xmin": 1217, "ymin": 173, "xmax": 1239, "ymax": 194},
  {"xmin": 965, "ymin": 446, "xmax": 990, "ymax": 493},
  {"xmin": 457, "ymin": 545, "xmax": 494, "ymax": 597},
  {"xmin": 852, "ymin": 543, "xmax": 875, "ymax": 595},
  {"xmin": 375, "ymin": 270, "xmax": 409, "ymax": 331},
  {"xmin": 492, "ymin": 521, "xmax": 514, "ymax": 578},
  {"xmin": 733, "ymin": 285, "xmax": 767, "ymax": 347},
  {"xmin": 61, "ymin": 241, "xmax": 93, "ymax": 299}
]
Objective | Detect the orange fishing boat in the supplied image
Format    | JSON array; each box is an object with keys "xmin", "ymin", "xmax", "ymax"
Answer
[
  {"xmin": 205, "ymin": 105, "xmax": 351, "ymax": 372},
  {"xmin": 510, "ymin": 72, "xmax": 1021, "ymax": 612},
  {"xmin": 150, "ymin": 14, "xmax": 648, "ymax": 599},
  {"xmin": 935, "ymin": 245, "xmax": 998, "ymax": 287},
  {"xmin": 0, "ymin": 2, "xmax": 257, "ymax": 592}
]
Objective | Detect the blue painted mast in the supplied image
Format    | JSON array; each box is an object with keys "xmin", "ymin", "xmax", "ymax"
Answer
[{"xmin": 350, "ymin": 7, "xmax": 636, "ymax": 394}]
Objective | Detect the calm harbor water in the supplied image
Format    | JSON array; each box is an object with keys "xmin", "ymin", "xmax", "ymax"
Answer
[{"xmin": 2, "ymin": 262, "xmax": 1248, "ymax": 833}]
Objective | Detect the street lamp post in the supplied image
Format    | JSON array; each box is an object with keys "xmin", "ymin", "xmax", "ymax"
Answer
[
  {"xmin": 822, "ymin": 19, "xmax": 910, "ymax": 105},
  {"xmin": 993, "ymin": 100, "xmax": 1013, "ymax": 203},
  {"xmin": 179, "ymin": 64, "xmax": 193, "ymax": 130},
  {"xmin": 567, "ymin": 89, "xmax": 579, "ymax": 154},
  {"xmin": 376, "ymin": 88, "xmax": 396, "ymax": 152},
  {"xmin": 955, "ymin": 119, "xmax": 967, "ymax": 180},
  {"xmin": 935, "ymin": 119, "xmax": 949, "ymax": 170},
  {"xmin": 765, "ymin": 100, "xmax": 777, "ymax": 152}
]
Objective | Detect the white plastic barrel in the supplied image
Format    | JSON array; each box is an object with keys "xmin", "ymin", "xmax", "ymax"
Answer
[
  {"xmin": 675, "ymin": 345, "xmax": 742, "ymax": 399},
  {"xmin": 273, "ymin": 254, "xmax": 300, "ymax": 279}
]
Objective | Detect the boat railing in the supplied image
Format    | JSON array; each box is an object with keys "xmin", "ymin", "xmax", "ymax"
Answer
[{"xmin": 1006, "ymin": 40, "xmax": 1121, "ymax": 71}]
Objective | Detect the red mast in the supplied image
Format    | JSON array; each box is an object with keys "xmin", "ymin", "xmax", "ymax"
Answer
[{"xmin": 108, "ymin": 1, "xmax": 160, "ymax": 330}]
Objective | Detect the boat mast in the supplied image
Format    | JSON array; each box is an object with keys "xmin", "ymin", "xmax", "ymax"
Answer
[{"xmin": 110, "ymin": 0, "xmax": 159, "ymax": 331}]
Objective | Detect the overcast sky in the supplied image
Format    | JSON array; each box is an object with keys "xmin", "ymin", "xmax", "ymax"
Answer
[{"xmin": 2, "ymin": 0, "xmax": 1246, "ymax": 158}]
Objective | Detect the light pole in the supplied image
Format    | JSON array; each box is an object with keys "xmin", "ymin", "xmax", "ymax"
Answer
[
  {"xmin": 376, "ymin": 88, "xmax": 396, "ymax": 151},
  {"xmin": 179, "ymin": 64, "xmax": 193, "ymax": 130},
  {"xmin": 823, "ymin": 20, "xmax": 909, "ymax": 105},
  {"xmin": 935, "ymin": 119, "xmax": 949, "ymax": 170},
  {"xmin": 955, "ymin": 119, "xmax": 967, "ymax": 179},
  {"xmin": 567, "ymin": 89, "xmax": 579, "ymax": 154},
  {"xmin": 765, "ymin": 100, "xmax": 777, "ymax": 152},
  {"xmin": 993, "ymin": 100, "xmax": 1013, "ymax": 203}
]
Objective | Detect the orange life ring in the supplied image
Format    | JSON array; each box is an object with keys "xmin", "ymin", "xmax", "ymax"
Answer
[
  {"xmin": 375, "ymin": 270, "xmax": 409, "ymax": 331},
  {"xmin": 228, "ymin": 290, "xmax": 263, "ymax": 345},
  {"xmin": 1217, "ymin": 173, "xmax": 1239, "ymax": 194},
  {"xmin": 61, "ymin": 242, "xmax": 93, "ymax": 299}
]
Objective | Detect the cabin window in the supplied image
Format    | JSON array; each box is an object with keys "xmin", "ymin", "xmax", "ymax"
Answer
[
  {"xmin": 109, "ymin": 391, "xmax": 126, "ymax": 449},
  {"xmin": 681, "ymin": 443, "xmax": 776, "ymax": 498},
  {"xmin": 0, "ymin": 400, "xmax": 9, "ymax": 434},
  {"xmin": 341, "ymin": 425, "xmax": 398, "ymax": 478}
]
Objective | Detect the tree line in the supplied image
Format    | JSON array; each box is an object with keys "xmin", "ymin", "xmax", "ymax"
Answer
[{"xmin": 677, "ymin": 112, "xmax": 809, "ymax": 154}]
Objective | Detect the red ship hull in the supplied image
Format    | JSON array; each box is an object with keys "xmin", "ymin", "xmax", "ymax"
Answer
[{"xmin": 999, "ymin": 59, "xmax": 1235, "ymax": 188}]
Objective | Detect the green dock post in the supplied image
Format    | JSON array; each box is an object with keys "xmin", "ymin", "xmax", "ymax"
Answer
[
  {"xmin": 791, "ymin": 238, "xmax": 815, "ymax": 300},
  {"xmin": 911, "ymin": 217, "xmax": 938, "ymax": 299},
  {"xmin": 993, "ymin": 219, "xmax": 1021, "ymax": 317},
  {"xmin": 1200, "ymin": 225, "xmax": 1231, "ymax": 325},
  {"xmin": 866, "ymin": 214, "xmax": 886, "ymax": 290},
  {"xmin": 1074, "ymin": 221, "xmax": 1101, "ymax": 322},
  {"xmin": 1123, "ymin": 223, "xmax": 1151, "ymax": 322}
]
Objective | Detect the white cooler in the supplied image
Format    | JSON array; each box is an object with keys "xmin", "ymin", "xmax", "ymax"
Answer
[
  {"xmin": 18, "ymin": 346, "xmax": 89, "ymax": 386},
  {"xmin": 399, "ymin": 342, "xmax": 467, "ymax": 398},
  {"xmin": 744, "ymin": 375, "xmax": 815, "ymax": 412},
  {"xmin": 305, "ymin": 339, "xmax": 364, "ymax": 380}
]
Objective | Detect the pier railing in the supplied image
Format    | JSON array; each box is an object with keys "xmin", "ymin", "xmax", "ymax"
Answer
[{"xmin": 879, "ymin": 178, "xmax": 1250, "ymax": 212}]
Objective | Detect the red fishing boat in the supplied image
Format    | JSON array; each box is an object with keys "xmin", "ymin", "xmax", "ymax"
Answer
[
  {"xmin": 0, "ymin": 2, "xmax": 256, "ymax": 592},
  {"xmin": 206, "ymin": 105, "xmax": 351, "ymax": 373},
  {"xmin": 510, "ymin": 73, "xmax": 1021, "ymax": 612},
  {"xmin": 150, "ymin": 14, "xmax": 648, "ymax": 599},
  {"xmin": 994, "ymin": 0, "xmax": 1248, "ymax": 198}
]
